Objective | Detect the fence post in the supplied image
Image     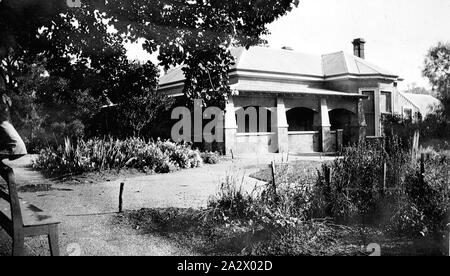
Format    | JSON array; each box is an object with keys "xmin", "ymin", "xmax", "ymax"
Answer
[
  {"xmin": 326, "ymin": 166, "xmax": 332, "ymax": 188},
  {"xmin": 411, "ymin": 130, "xmax": 420, "ymax": 162},
  {"xmin": 323, "ymin": 164, "xmax": 333, "ymax": 191},
  {"xmin": 447, "ymin": 224, "xmax": 450, "ymax": 257},
  {"xmin": 119, "ymin": 182, "xmax": 125, "ymax": 213},
  {"xmin": 336, "ymin": 129, "xmax": 344, "ymax": 152},
  {"xmin": 420, "ymin": 153, "xmax": 425, "ymax": 186},
  {"xmin": 323, "ymin": 164, "xmax": 333, "ymax": 215},
  {"xmin": 271, "ymin": 161, "xmax": 278, "ymax": 202},
  {"xmin": 382, "ymin": 162, "xmax": 387, "ymax": 195}
]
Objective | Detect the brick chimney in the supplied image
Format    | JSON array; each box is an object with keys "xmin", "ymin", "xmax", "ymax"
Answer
[{"xmin": 352, "ymin": 38, "xmax": 366, "ymax": 59}]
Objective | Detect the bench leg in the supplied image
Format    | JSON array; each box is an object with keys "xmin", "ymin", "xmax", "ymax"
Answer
[
  {"xmin": 48, "ymin": 226, "xmax": 60, "ymax": 256},
  {"xmin": 12, "ymin": 233, "xmax": 25, "ymax": 256}
]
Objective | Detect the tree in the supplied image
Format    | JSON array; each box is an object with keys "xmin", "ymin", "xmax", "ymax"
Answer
[
  {"xmin": 112, "ymin": 61, "xmax": 174, "ymax": 137},
  {"xmin": 405, "ymin": 83, "xmax": 434, "ymax": 96},
  {"xmin": 0, "ymin": 0, "xmax": 173, "ymax": 141},
  {"xmin": 0, "ymin": 0, "xmax": 125, "ymax": 125},
  {"xmin": 101, "ymin": 0, "xmax": 300, "ymax": 108},
  {"xmin": 1, "ymin": 0, "xmax": 299, "ymax": 143},
  {"xmin": 423, "ymin": 42, "xmax": 450, "ymax": 120}
]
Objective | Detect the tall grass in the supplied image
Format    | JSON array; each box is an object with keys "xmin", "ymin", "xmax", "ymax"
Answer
[{"xmin": 209, "ymin": 136, "xmax": 450, "ymax": 244}]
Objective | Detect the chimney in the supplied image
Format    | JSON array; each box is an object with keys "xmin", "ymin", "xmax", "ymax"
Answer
[{"xmin": 352, "ymin": 38, "xmax": 366, "ymax": 59}]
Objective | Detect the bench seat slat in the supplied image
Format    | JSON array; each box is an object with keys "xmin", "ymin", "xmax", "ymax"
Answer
[
  {"xmin": 0, "ymin": 200, "xmax": 59, "ymax": 227},
  {"xmin": 0, "ymin": 189, "xmax": 9, "ymax": 202},
  {"xmin": 0, "ymin": 211, "xmax": 13, "ymax": 236}
]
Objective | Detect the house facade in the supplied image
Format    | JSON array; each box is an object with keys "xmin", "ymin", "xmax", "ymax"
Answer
[{"xmin": 158, "ymin": 39, "xmax": 403, "ymax": 155}]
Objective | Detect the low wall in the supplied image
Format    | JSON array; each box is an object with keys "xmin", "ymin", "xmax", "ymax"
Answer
[
  {"xmin": 328, "ymin": 131, "xmax": 337, "ymax": 152},
  {"xmin": 288, "ymin": 131, "xmax": 320, "ymax": 153},
  {"xmin": 235, "ymin": 132, "xmax": 277, "ymax": 154}
]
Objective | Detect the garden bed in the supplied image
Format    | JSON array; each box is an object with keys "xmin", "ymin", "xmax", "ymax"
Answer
[
  {"xmin": 32, "ymin": 137, "xmax": 222, "ymax": 178},
  {"xmin": 116, "ymin": 208, "xmax": 447, "ymax": 256}
]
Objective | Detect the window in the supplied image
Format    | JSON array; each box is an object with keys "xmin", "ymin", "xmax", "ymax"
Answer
[
  {"xmin": 362, "ymin": 90, "xmax": 375, "ymax": 136},
  {"xmin": 362, "ymin": 91, "xmax": 375, "ymax": 113},
  {"xmin": 380, "ymin": 91, "xmax": 392, "ymax": 113}
]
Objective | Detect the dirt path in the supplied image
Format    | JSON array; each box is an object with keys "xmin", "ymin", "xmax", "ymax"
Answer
[{"xmin": 0, "ymin": 154, "xmax": 333, "ymax": 256}]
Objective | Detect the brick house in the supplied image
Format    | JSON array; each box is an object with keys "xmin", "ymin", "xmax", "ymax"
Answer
[{"xmin": 158, "ymin": 38, "xmax": 403, "ymax": 155}]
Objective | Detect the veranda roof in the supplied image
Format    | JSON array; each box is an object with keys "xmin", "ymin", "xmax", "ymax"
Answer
[{"xmin": 230, "ymin": 81, "xmax": 367, "ymax": 98}]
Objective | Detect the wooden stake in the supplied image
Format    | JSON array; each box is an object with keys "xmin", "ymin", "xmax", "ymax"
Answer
[
  {"xmin": 270, "ymin": 161, "xmax": 278, "ymax": 202},
  {"xmin": 119, "ymin": 182, "xmax": 124, "ymax": 213},
  {"xmin": 411, "ymin": 130, "xmax": 420, "ymax": 162},
  {"xmin": 382, "ymin": 162, "xmax": 387, "ymax": 195},
  {"xmin": 447, "ymin": 223, "xmax": 450, "ymax": 257},
  {"xmin": 420, "ymin": 153, "xmax": 425, "ymax": 186},
  {"xmin": 324, "ymin": 165, "xmax": 332, "ymax": 187}
]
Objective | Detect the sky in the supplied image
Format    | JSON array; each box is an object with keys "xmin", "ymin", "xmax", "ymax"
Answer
[
  {"xmin": 126, "ymin": 0, "xmax": 450, "ymax": 91},
  {"xmin": 264, "ymin": 0, "xmax": 450, "ymax": 90}
]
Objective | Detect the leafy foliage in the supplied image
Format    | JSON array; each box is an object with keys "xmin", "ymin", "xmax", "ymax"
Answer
[
  {"xmin": 205, "ymin": 169, "xmax": 361, "ymax": 255},
  {"xmin": 200, "ymin": 151, "xmax": 221, "ymax": 164},
  {"xmin": 0, "ymin": 1, "xmax": 172, "ymax": 145},
  {"xmin": 33, "ymin": 137, "xmax": 210, "ymax": 177},
  {"xmin": 312, "ymin": 138, "xmax": 410, "ymax": 224},
  {"xmin": 1, "ymin": 0, "xmax": 299, "ymax": 146},
  {"xmin": 207, "ymin": 137, "xmax": 449, "ymax": 255},
  {"xmin": 102, "ymin": 0, "xmax": 300, "ymax": 107},
  {"xmin": 383, "ymin": 113, "xmax": 450, "ymax": 147},
  {"xmin": 397, "ymin": 156, "xmax": 450, "ymax": 238},
  {"xmin": 423, "ymin": 42, "xmax": 450, "ymax": 121}
]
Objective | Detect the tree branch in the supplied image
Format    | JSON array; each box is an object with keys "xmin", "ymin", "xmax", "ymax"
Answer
[{"xmin": 0, "ymin": 62, "xmax": 7, "ymax": 86}]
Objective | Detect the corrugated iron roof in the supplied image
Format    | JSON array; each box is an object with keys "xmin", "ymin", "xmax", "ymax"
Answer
[
  {"xmin": 401, "ymin": 93, "xmax": 441, "ymax": 117},
  {"xmin": 322, "ymin": 51, "xmax": 397, "ymax": 77},
  {"xmin": 159, "ymin": 46, "xmax": 400, "ymax": 88},
  {"xmin": 231, "ymin": 80, "xmax": 367, "ymax": 98}
]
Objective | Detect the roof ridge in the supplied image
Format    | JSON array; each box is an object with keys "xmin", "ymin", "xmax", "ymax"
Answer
[
  {"xmin": 399, "ymin": 91, "xmax": 421, "ymax": 110},
  {"xmin": 320, "ymin": 53, "xmax": 326, "ymax": 76},
  {"xmin": 322, "ymin": 51, "xmax": 345, "ymax": 56},
  {"xmin": 341, "ymin": 51, "xmax": 350, "ymax": 74},
  {"xmin": 355, "ymin": 56, "xmax": 377, "ymax": 74}
]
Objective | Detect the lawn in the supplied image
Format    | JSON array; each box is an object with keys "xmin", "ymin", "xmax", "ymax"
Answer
[{"xmin": 249, "ymin": 160, "xmax": 326, "ymax": 183}]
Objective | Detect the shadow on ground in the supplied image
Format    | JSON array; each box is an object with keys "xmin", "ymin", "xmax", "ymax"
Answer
[{"xmin": 114, "ymin": 208, "xmax": 258, "ymax": 256}]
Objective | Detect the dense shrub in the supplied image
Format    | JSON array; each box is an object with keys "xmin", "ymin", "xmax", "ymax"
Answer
[
  {"xmin": 33, "ymin": 138, "xmax": 209, "ymax": 177},
  {"xmin": 200, "ymin": 151, "xmax": 221, "ymax": 164},
  {"xmin": 207, "ymin": 171, "xmax": 360, "ymax": 255},
  {"xmin": 209, "ymin": 135, "xmax": 449, "ymax": 248},
  {"xmin": 383, "ymin": 113, "xmax": 450, "ymax": 148},
  {"xmin": 311, "ymin": 137, "xmax": 410, "ymax": 224},
  {"xmin": 388, "ymin": 156, "xmax": 450, "ymax": 238},
  {"xmin": 310, "ymin": 138, "xmax": 450, "ymax": 239}
]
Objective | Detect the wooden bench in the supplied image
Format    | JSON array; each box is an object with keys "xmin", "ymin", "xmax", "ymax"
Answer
[{"xmin": 0, "ymin": 161, "xmax": 60, "ymax": 256}]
